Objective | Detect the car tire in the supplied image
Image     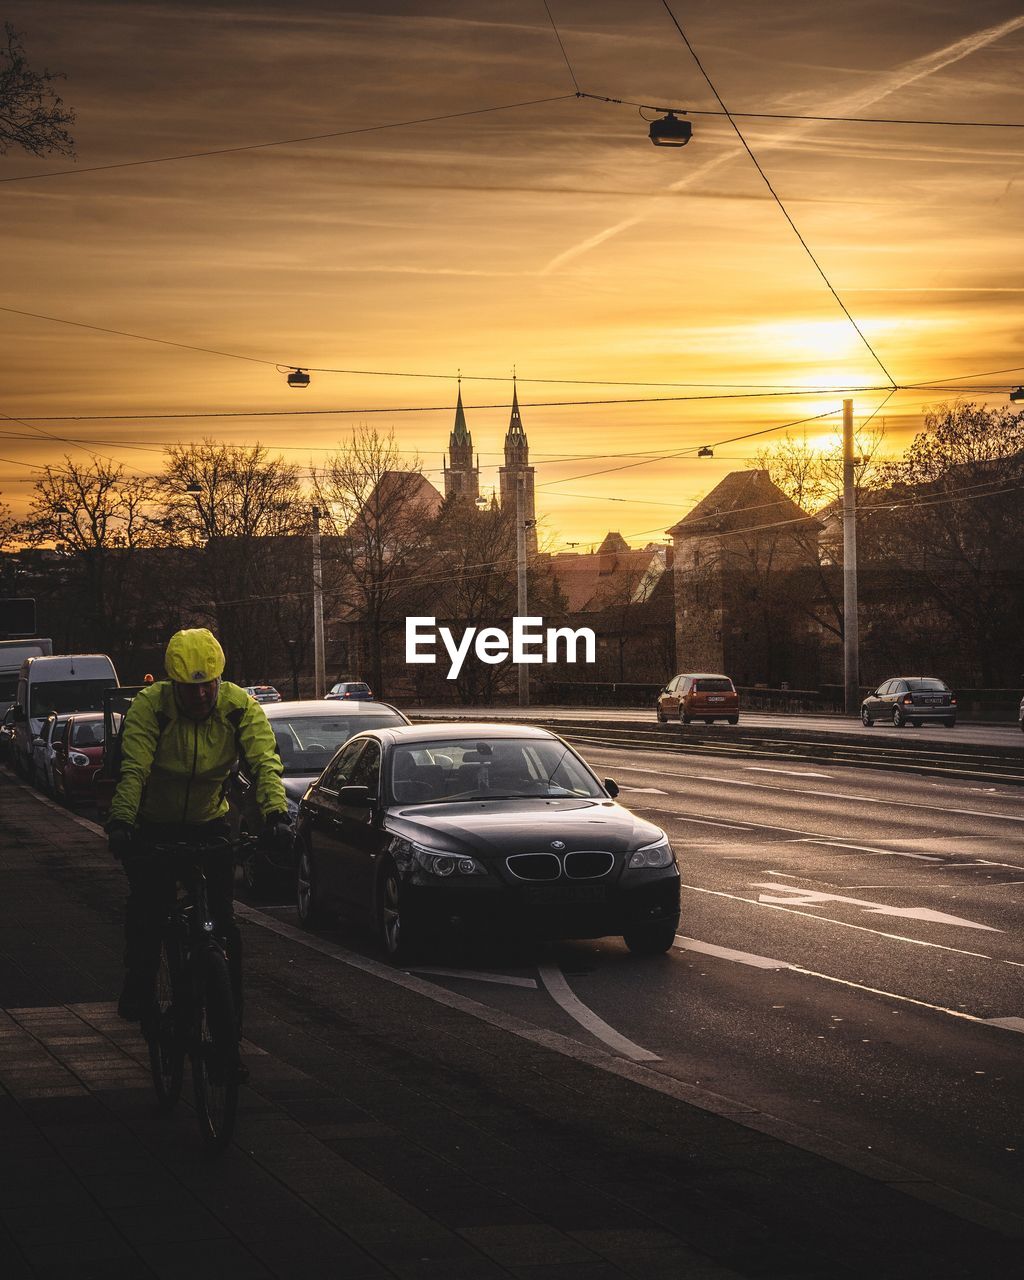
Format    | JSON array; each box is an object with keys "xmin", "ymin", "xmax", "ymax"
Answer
[
  {"xmin": 945, "ymin": 718, "xmax": 957, "ymax": 729},
  {"xmin": 704, "ymin": 719, "xmax": 714, "ymax": 725},
  {"xmin": 656, "ymin": 707, "xmax": 667, "ymax": 724},
  {"xmin": 295, "ymin": 844, "xmax": 325, "ymax": 929},
  {"xmin": 727, "ymin": 716, "xmax": 739, "ymax": 725},
  {"xmin": 623, "ymin": 919, "xmax": 678, "ymax": 956},
  {"xmin": 892, "ymin": 706, "xmax": 906, "ymax": 727},
  {"xmin": 861, "ymin": 707, "xmax": 873, "ymax": 726},
  {"xmin": 377, "ymin": 856, "xmax": 424, "ymax": 961}
]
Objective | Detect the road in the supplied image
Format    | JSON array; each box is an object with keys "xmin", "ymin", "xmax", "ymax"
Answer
[
  {"xmin": 244, "ymin": 739, "xmax": 1024, "ymax": 1230},
  {"xmin": 415, "ymin": 704, "xmax": 1024, "ymax": 749}
]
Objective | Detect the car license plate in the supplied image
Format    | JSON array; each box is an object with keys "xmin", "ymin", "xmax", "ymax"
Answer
[
  {"xmin": 523, "ymin": 884, "xmax": 606, "ymax": 905},
  {"xmin": 708, "ymin": 696, "xmax": 725, "ymax": 702},
  {"xmin": 924, "ymin": 697, "xmax": 939, "ymax": 705}
]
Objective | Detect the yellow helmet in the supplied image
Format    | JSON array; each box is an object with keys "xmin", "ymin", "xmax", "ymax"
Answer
[{"xmin": 164, "ymin": 628, "xmax": 226, "ymax": 684}]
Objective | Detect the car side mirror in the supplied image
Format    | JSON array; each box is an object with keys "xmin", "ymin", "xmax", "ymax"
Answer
[
  {"xmin": 603, "ymin": 778, "xmax": 619, "ymax": 798},
  {"xmin": 338, "ymin": 784, "xmax": 374, "ymax": 807}
]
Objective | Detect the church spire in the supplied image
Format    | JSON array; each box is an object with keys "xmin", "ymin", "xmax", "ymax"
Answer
[
  {"xmin": 499, "ymin": 372, "xmax": 537, "ymax": 555},
  {"xmin": 444, "ymin": 373, "xmax": 479, "ymax": 503},
  {"xmin": 504, "ymin": 374, "xmax": 528, "ymax": 466}
]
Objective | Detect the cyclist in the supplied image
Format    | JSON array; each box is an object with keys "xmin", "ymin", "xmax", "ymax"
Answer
[{"xmin": 105, "ymin": 628, "xmax": 291, "ymax": 1046}]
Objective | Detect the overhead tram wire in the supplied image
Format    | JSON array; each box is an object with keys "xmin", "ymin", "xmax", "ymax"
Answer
[
  {"xmin": 658, "ymin": 0, "xmax": 897, "ymax": 393},
  {"xmin": 542, "ymin": 0, "xmax": 582, "ymax": 96},
  {"xmin": 0, "ymin": 94, "xmax": 578, "ymax": 185}
]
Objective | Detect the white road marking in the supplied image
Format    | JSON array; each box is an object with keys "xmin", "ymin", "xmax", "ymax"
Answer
[
  {"xmin": 786, "ymin": 837, "xmax": 943, "ymax": 863},
  {"xmin": 644, "ymin": 812, "xmax": 751, "ymax": 831},
  {"xmin": 681, "ymin": 883, "xmax": 1000, "ymax": 961},
  {"xmin": 591, "ymin": 760, "xmax": 1024, "ymax": 825},
  {"xmin": 537, "ymin": 965, "xmax": 660, "ymax": 1062},
  {"xmin": 745, "ymin": 767, "xmax": 832, "ymax": 778},
  {"xmin": 752, "ymin": 883, "xmax": 1001, "ymax": 932},
  {"xmin": 676, "ymin": 937, "xmax": 791, "ymax": 970},
  {"xmin": 619, "ymin": 786, "xmax": 669, "ymax": 794},
  {"xmin": 671, "ymin": 934, "xmax": 1024, "ymax": 1036},
  {"xmin": 409, "ymin": 967, "xmax": 538, "ymax": 989}
]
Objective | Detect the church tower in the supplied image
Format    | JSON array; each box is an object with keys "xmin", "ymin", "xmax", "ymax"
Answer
[
  {"xmin": 499, "ymin": 377, "xmax": 537, "ymax": 556},
  {"xmin": 443, "ymin": 381, "xmax": 479, "ymax": 503}
]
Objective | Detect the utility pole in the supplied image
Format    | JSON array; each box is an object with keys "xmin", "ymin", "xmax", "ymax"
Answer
[
  {"xmin": 311, "ymin": 505, "xmax": 326, "ymax": 699},
  {"xmin": 842, "ymin": 398, "xmax": 860, "ymax": 716},
  {"xmin": 516, "ymin": 476, "xmax": 529, "ymax": 708}
]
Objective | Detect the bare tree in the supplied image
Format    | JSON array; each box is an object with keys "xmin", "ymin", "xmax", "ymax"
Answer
[
  {"xmin": 0, "ymin": 24, "xmax": 75, "ymax": 157},
  {"xmin": 311, "ymin": 427, "xmax": 440, "ymax": 699},
  {"xmin": 160, "ymin": 441, "xmax": 306, "ymax": 682}
]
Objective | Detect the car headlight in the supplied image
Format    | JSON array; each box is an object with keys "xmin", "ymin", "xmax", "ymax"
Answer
[
  {"xmin": 411, "ymin": 843, "xmax": 487, "ymax": 878},
  {"xmin": 68, "ymin": 751, "xmax": 90, "ymax": 767},
  {"xmin": 627, "ymin": 836, "xmax": 675, "ymax": 869}
]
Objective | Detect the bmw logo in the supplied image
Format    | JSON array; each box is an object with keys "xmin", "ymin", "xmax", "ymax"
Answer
[{"xmin": 550, "ymin": 840, "xmax": 566, "ymax": 850}]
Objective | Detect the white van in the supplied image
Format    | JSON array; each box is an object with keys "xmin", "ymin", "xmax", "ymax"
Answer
[
  {"xmin": 11, "ymin": 653, "xmax": 118, "ymax": 776},
  {"xmin": 0, "ymin": 638, "xmax": 53, "ymax": 717}
]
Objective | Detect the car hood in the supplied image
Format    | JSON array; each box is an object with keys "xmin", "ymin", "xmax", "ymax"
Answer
[{"xmin": 385, "ymin": 797, "xmax": 663, "ymax": 857}]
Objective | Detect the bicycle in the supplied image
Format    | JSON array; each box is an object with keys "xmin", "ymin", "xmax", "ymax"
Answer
[{"xmin": 140, "ymin": 835, "xmax": 256, "ymax": 1153}]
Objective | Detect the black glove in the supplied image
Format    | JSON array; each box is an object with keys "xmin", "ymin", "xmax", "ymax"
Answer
[
  {"xmin": 264, "ymin": 811, "xmax": 295, "ymax": 850},
  {"xmin": 106, "ymin": 819, "xmax": 135, "ymax": 861}
]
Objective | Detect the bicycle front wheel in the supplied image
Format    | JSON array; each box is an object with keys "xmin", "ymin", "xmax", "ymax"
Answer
[
  {"xmin": 146, "ymin": 936, "xmax": 185, "ymax": 1111},
  {"xmin": 191, "ymin": 945, "xmax": 239, "ymax": 1153}
]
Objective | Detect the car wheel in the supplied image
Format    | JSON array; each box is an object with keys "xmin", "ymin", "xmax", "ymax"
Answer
[
  {"xmin": 892, "ymin": 706, "xmax": 906, "ymax": 727},
  {"xmin": 861, "ymin": 707, "xmax": 873, "ymax": 727},
  {"xmin": 295, "ymin": 844, "xmax": 325, "ymax": 929},
  {"xmin": 656, "ymin": 706, "xmax": 667, "ymax": 724},
  {"xmin": 945, "ymin": 718, "xmax": 957, "ymax": 729},
  {"xmin": 727, "ymin": 716, "xmax": 739, "ymax": 725},
  {"xmin": 377, "ymin": 856, "xmax": 423, "ymax": 961},
  {"xmin": 704, "ymin": 719, "xmax": 714, "ymax": 725},
  {"xmin": 911, "ymin": 720, "xmax": 922, "ymax": 728},
  {"xmin": 623, "ymin": 919, "xmax": 678, "ymax": 956}
]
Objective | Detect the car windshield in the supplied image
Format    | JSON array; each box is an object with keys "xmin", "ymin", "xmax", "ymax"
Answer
[
  {"xmin": 72, "ymin": 720, "xmax": 104, "ymax": 746},
  {"xmin": 389, "ymin": 737, "xmax": 605, "ymax": 804},
  {"xmin": 0, "ymin": 674, "xmax": 17, "ymax": 702},
  {"xmin": 271, "ymin": 712, "xmax": 403, "ymax": 775},
  {"xmin": 694, "ymin": 678, "xmax": 733, "ymax": 692},
  {"xmin": 30, "ymin": 679, "xmax": 113, "ymax": 719},
  {"xmin": 905, "ymin": 679, "xmax": 948, "ymax": 692}
]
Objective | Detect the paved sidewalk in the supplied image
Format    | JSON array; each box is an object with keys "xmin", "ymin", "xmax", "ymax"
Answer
[{"xmin": 1, "ymin": 770, "xmax": 1019, "ymax": 1279}]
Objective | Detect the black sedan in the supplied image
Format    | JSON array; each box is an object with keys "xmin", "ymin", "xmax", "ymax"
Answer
[
  {"xmin": 860, "ymin": 676, "xmax": 957, "ymax": 728},
  {"xmin": 294, "ymin": 723, "xmax": 680, "ymax": 958},
  {"xmin": 227, "ymin": 698, "xmax": 410, "ymax": 893}
]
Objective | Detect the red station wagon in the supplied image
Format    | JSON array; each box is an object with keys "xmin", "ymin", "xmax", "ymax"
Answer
[
  {"xmin": 53, "ymin": 712, "xmax": 105, "ymax": 806},
  {"xmin": 657, "ymin": 673, "xmax": 740, "ymax": 725}
]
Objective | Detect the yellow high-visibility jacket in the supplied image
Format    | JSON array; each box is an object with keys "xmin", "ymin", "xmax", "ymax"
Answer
[{"xmin": 109, "ymin": 680, "xmax": 286, "ymax": 826}]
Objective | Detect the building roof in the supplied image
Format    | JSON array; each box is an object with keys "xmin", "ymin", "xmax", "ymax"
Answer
[
  {"xmin": 666, "ymin": 469, "xmax": 815, "ymax": 538},
  {"xmin": 542, "ymin": 540, "xmax": 666, "ymax": 612}
]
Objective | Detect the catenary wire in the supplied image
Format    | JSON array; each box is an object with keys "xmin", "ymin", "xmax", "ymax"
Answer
[{"xmin": 658, "ymin": 0, "xmax": 897, "ymax": 392}]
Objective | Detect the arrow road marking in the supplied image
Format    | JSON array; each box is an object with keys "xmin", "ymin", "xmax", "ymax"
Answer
[{"xmin": 752, "ymin": 883, "xmax": 1001, "ymax": 932}]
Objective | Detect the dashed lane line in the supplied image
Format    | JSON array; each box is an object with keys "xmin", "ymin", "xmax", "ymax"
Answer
[{"xmin": 409, "ymin": 967, "xmax": 538, "ymax": 989}]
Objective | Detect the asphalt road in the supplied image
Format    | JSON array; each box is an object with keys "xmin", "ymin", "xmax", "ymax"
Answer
[
  {"xmin": 246, "ymin": 740, "xmax": 1024, "ymax": 1230},
  {"xmin": 414, "ymin": 704, "xmax": 1024, "ymax": 749}
]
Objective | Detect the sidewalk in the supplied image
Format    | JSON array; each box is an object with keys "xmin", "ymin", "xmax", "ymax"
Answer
[{"xmin": 1, "ymin": 770, "xmax": 1019, "ymax": 1279}]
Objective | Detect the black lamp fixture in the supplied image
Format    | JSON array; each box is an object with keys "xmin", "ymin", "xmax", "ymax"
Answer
[
  {"xmin": 287, "ymin": 367, "xmax": 311, "ymax": 389},
  {"xmin": 1010, "ymin": 386, "xmax": 1024, "ymax": 403},
  {"xmin": 649, "ymin": 111, "xmax": 692, "ymax": 148},
  {"xmin": 697, "ymin": 445, "xmax": 714, "ymax": 458}
]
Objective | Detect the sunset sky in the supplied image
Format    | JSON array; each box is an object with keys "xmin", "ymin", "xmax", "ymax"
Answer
[{"xmin": 2, "ymin": 0, "xmax": 1023, "ymax": 549}]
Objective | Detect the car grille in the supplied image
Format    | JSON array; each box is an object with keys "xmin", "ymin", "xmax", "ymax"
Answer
[
  {"xmin": 564, "ymin": 851, "xmax": 614, "ymax": 879},
  {"xmin": 506, "ymin": 851, "xmax": 614, "ymax": 881}
]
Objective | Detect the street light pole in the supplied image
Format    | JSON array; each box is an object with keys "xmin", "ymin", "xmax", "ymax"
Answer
[
  {"xmin": 311, "ymin": 505, "xmax": 326, "ymax": 699},
  {"xmin": 842, "ymin": 398, "xmax": 860, "ymax": 716},
  {"xmin": 516, "ymin": 476, "xmax": 529, "ymax": 708}
]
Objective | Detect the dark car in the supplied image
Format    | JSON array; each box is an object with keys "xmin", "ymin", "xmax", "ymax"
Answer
[
  {"xmin": 53, "ymin": 712, "xmax": 104, "ymax": 806},
  {"xmin": 657, "ymin": 673, "xmax": 739, "ymax": 725},
  {"xmin": 293, "ymin": 722, "xmax": 681, "ymax": 959},
  {"xmin": 861, "ymin": 677, "xmax": 957, "ymax": 728},
  {"xmin": 228, "ymin": 698, "xmax": 410, "ymax": 893},
  {"xmin": 325, "ymin": 681, "xmax": 373, "ymax": 701}
]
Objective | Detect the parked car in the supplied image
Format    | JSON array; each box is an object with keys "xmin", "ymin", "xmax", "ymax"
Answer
[
  {"xmin": 10, "ymin": 652, "xmax": 118, "ymax": 777},
  {"xmin": 0, "ymin": 706, "xmax": 16, "ymax": 766},
  {"xmin": 228, "ymin": 698, "xmax": 411, "ymax": 894},
  {"xmin": 245, "ymin": 685, "xmax": 282, "ymax": 704},
  {"xmin": 53, "ymin": 712, "xmax": 105, "ymax": 806},
  {"xmin": 293, "ymin": 722, "xmax": 681, "ymax": 958},
  {"xmin": 325, "ymin": 681, "xmax": 373, "ymax": 701},
  {"xmin": 30, "ymin": 712, "xmax": 71, "ymax": 794},
  {"xmin": 861, "ymin": 677, "xmax": 957, "ymax": 728},
  {"xmin": 657, "ymin": 673, "xmax": 739, "ymax": 725}
]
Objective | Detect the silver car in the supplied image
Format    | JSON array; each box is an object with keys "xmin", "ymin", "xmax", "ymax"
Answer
[
  {"xmin": 30, "ymin": 713, "xmax": 71, "ymax": 793},
  {"xmin": 861, "ymin": 677, "xmax": 957, "ymax": 728}
]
